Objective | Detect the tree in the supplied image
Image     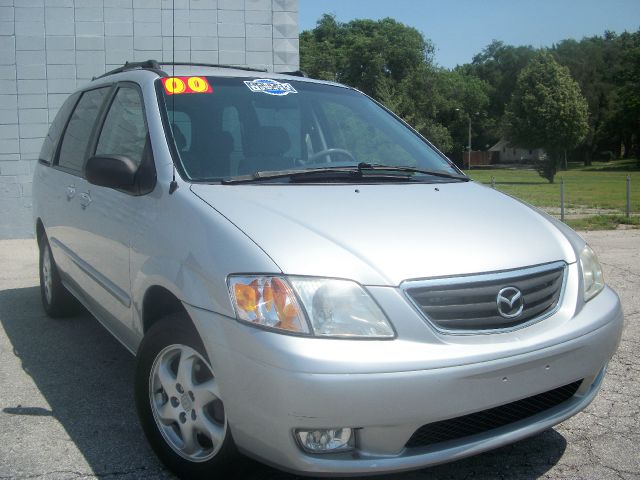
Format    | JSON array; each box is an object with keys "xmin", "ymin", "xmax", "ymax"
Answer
[
  {"xmin": 552, "ymin": 34, "xmax": 622, "ymax": 164},
  {"xmin": 299, "ymin": 14, "xmax": 342, "ymax": 82},
  {"xmin": 505, "ymin": 52, "xmax": 589, "ymax": 183},
  {"xmin": 432, "ymin": 69, "xmax": 490, "ymax": 161},
  {"xmin": 610, "ymin": 30, "xmax": 640, "ymax": 161},
  {"xmin": 300, "ymin": 15, "xmax": 433, "ymax": 97},
  {"xmin": 459, "ymin": 40, "xmax": 536, "ymax": 146}
]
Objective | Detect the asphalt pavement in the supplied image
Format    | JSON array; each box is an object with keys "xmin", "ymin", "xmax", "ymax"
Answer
[{"xmin": 0, "ymin": 231, "xmax": 638, "ymax": 479}]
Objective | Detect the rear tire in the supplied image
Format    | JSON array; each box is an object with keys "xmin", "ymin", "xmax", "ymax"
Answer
[
  {"xmin": 39, "ymin": 235, "xmax": 80, "ymax": 318},
  {"xmin": 135, "ymin": 314, "xmax": 239, "ymax": 479}
]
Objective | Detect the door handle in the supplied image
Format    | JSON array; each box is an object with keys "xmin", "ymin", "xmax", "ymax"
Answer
[
  {"xmin": 65, "ymin": 185, "xmax": 76, "ymax": 200},
  {"xmin": 79, "ymin": 191, "xmax": 92, "ymax": 209}
]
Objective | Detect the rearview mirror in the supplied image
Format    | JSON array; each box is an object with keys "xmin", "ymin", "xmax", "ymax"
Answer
[{"xmin": 85, "ymin": 155, "xmax": 138, "ymax": 191}]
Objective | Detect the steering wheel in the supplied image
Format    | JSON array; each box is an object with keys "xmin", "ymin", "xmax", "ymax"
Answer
[{"xmin": 306, "ymin": 148, "xmax": 357, "ymax": 164}]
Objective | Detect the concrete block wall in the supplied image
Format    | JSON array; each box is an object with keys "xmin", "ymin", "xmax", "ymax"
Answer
[{"xmin": 0, "ymin": 0, "xmax": 299, "ymax": 239}]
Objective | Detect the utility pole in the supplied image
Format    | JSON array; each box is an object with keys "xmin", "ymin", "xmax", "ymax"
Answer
[
  {"xmin": 456, "ymin": 109, "xmax": 479, "ymax": 170},
  {"xmin": 468, "ymin": 116, "xmax": 472, "ymax": 170}
]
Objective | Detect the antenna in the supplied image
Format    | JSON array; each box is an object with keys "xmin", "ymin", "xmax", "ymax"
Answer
[{"xmin": 169, "ymin": 0, "xmax": 178, "ymax": 194}]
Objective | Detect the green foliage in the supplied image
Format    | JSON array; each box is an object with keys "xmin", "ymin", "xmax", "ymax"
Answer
[
  {"xmin": 459, "ymin": 41, "xmax": 537, "ymax": 147},
  {"xmin": 610, "ymin": 31, "xmax": 640, "ymax": 161},
  {"xmin": 552, "ymin": 33, "xmax": 624, "ymax": 164},
  {"xmin": 300, "ymin": 14, "xmax": 432, "ymax": 97},
  {"xmin": 458, "ymin": 32, "xmax": 640, "ymax": 165},
  {"xmin": 432, "ymin": 70, "xmax": 490, "ymax": 158},
  {"xmin": 299, "ymin": 14, "xmax": 342, "ymax": 82},
  {"xmin": 505, "ymin": 52, "xmax": 589, "ymax": 183},
  {"xmin": 301, "ymin": 15, "xmax": 639, "ymax": 169}
]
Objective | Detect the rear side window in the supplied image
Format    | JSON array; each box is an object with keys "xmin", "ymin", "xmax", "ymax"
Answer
[
  {"xmin": 96, "ymin": 86, "xmax": 148, "ymax": 167},
  {"xmin": 57, "ymin": 87, "xmax": 110, "ymax": 174},
  {"xmin": 39, "ymin": 92, "xmax": 80, "ymax": 164}
]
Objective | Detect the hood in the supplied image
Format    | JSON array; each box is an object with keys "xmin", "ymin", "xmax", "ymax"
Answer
[{"xmin": 191, "ymin": 182, "xmax": 576, "ymax": 286}]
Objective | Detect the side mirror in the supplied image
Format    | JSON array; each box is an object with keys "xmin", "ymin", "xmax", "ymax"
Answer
[{"xmin": 85, "ymin": 155, "xmax": 138, "ymax": 191}]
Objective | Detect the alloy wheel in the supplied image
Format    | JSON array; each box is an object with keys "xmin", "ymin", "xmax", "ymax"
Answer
[{"xmin": 149, "ymin": 344, "xmax": 227, "ymax": 462}]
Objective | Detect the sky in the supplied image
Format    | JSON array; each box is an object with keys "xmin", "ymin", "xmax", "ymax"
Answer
[{"xmin": 298, "ymin": 0, "xmax": 640, "ymax": 69}]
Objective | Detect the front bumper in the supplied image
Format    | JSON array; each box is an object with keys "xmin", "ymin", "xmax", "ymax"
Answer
[{"xmin": 186, "ymin": 285, "xmax": 623, "ymax": 476}]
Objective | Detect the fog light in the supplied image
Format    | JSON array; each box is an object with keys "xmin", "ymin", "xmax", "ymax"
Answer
[{"xmin": 295, "ymin": 428, "xmax": 354, "ymax": 453}]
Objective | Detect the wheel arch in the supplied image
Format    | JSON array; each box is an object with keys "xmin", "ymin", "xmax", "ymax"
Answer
[
  {"xmin": 35, "ymin": 218, "xmax": 45, "ymax": 246},
  {"xmin": 141, "ymin": 285, "xmax": 195, "ymax": 334}
]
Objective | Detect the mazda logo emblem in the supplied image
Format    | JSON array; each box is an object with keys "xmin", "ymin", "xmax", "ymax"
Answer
[{"xmin": 497, "ymin": 287, "xmax": 524, "ymax": 319}]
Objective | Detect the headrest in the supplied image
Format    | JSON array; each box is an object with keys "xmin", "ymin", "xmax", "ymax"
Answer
[{"xmin": 246, "ymin": 126, "xmax": 291, "ymax": 156}]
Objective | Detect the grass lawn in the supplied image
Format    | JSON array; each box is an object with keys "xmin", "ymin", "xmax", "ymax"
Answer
[
  {"xmin": 467, "ymin": 159, "xmax": 640, "ymax": 214},
  {"xmin": 564, "ymin": 215, "xmax": 640, "ymax": 231}
]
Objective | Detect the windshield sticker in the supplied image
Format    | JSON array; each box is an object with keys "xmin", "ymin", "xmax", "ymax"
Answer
[
  {"xmin": 244, "ymin": 79, "xmax": 297, "ymax": 96},
  {"xmin": 162, "ymin": 76, "xmax": 212, "ymax": 95}
]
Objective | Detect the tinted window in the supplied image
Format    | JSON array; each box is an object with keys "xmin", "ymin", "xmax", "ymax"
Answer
[
  {"xmin": 39, "ymin": 92, "xmax": 80, "ymax": 164},
  {"xmin": 254, "ymin": 104, "xmax": 301, "ymax": 159},
  {"xmin": 57, "ymin": 87, "xmax": 110, "ymax": 174},
  {"xmin": 96, "ymin": 87, "xmax": 148, "ymax": 167},
  {"xmin": 171, "ymin": 110, "xmax": 192, "ymax": 152},
  {"xmin": 221, "ymin": 106, "xmax": 243, "ymax": 171},
  {"xmin": 158, "ymin": 77, "xmax": 458, "ymax": 181},
  {"xmin": 320, "ymin": 100, "xmax": 414, "ymax": 166}
]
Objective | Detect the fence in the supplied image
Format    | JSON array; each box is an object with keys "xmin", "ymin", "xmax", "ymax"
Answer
[{"xmin": 487, "ymin": 174, "xmax": 635, "ymax": 223}]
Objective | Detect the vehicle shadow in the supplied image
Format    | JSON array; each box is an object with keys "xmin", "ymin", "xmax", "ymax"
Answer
[{"xmin": 0, "ymin": 286, "xmax": 566, "ymax": 480}]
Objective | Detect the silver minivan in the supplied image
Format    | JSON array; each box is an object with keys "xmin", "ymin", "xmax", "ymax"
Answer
[{"xmin": 33, "ymin": 61, "xmax": 623, "ymax": 478}]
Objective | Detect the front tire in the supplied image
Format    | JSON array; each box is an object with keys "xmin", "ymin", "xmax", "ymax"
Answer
[
  {"xmin": 135, "ymin": 314, "xmax": 238, "ymax": 479},
  {"xmin": 39, "ymin": 236, "xmax": 79, "ymax": 318}
]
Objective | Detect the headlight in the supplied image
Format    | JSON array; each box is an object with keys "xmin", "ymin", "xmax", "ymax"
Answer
[
  {"xmin": 228, "ymin": 276, "xmax": 309, "ymax": 334},
  {"xmin": 580, "ymin": 244, "xmax": 604, "ymax": 301},
  {"xmin": 289, "ymin": 277, "xmax": 394, "ymax": 337},
  {"xmin": 228, "ymin": 275, "xmax": 394, "ymax": 338}
]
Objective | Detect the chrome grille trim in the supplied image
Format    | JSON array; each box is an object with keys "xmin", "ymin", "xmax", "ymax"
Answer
[{"xmin": 401, "ymin": 261, "xmax": 568, "ymax": 335}]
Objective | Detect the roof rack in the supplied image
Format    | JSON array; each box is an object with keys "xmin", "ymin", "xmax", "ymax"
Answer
[
  {"xmin": 95, "ymin": 60, "xmax": 165, "ymax": 79},
  {"xmin": 276, "ymin": 70, "xmax": 307, "ymax": 77},
  {"xmin": 95, "ymin": 60, "xmax": 281, "ymax": 81},
  {"xmin": 160, "ymin": 62, "xmax": 268, "ymax": 73}
]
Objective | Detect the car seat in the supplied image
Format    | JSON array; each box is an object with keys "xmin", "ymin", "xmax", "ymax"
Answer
[{"xmin": 240, "ymin": 126, "xmax": 291, "ymax": 174}]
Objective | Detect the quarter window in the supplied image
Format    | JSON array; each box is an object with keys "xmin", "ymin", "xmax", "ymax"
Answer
[
  {"xmin": 40, "ymin": 92, "xmax": 80, "ymax": 164},
  {"xmin": 96, "ymin": 87, "xmax": 148, "ymax": 167},
  {"xmin": 57, "ymin": 87, "xmax": 110, "ymax": 174}
]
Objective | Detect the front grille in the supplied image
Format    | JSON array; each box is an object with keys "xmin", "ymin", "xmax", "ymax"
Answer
[
  {"xmin": 406, "ymin": 380, "xmax": 582, "ymax": 449},
  {"xmin": 403, "ymin": 262, "xmax": 566, "ymax": 331}
]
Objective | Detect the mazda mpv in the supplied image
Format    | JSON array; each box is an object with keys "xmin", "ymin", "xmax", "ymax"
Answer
[{"xmin": 32, "ymin": 61, "xmax": 623, "ymax": 478}]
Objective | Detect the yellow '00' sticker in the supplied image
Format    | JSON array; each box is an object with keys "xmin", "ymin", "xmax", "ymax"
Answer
[{"xmin": 162, "ymin": 76, "xmax": 212, "ymax": 95}]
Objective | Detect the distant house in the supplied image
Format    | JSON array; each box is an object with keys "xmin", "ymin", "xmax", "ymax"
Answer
[{"xmin": 489, "ymin": 140, "xmax": 545, "ymax": 164}]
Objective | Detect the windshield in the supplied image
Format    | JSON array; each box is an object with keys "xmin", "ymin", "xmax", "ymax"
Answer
[{"xmin": 156, "ymin": 76, "xmax": 461, "ymax": 182}]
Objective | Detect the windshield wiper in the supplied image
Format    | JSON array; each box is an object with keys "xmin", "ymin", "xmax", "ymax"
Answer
[
  {"xmin": 221, "ymin": 163, "xmax": 468, "ymax": 185},
  {"xmin": 355, "ymin": 162, "xmax": 469, "ymax": 181},
  {"xmin": 221, "ymin": 166, "xmax": 413, "ymax": 184}
]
